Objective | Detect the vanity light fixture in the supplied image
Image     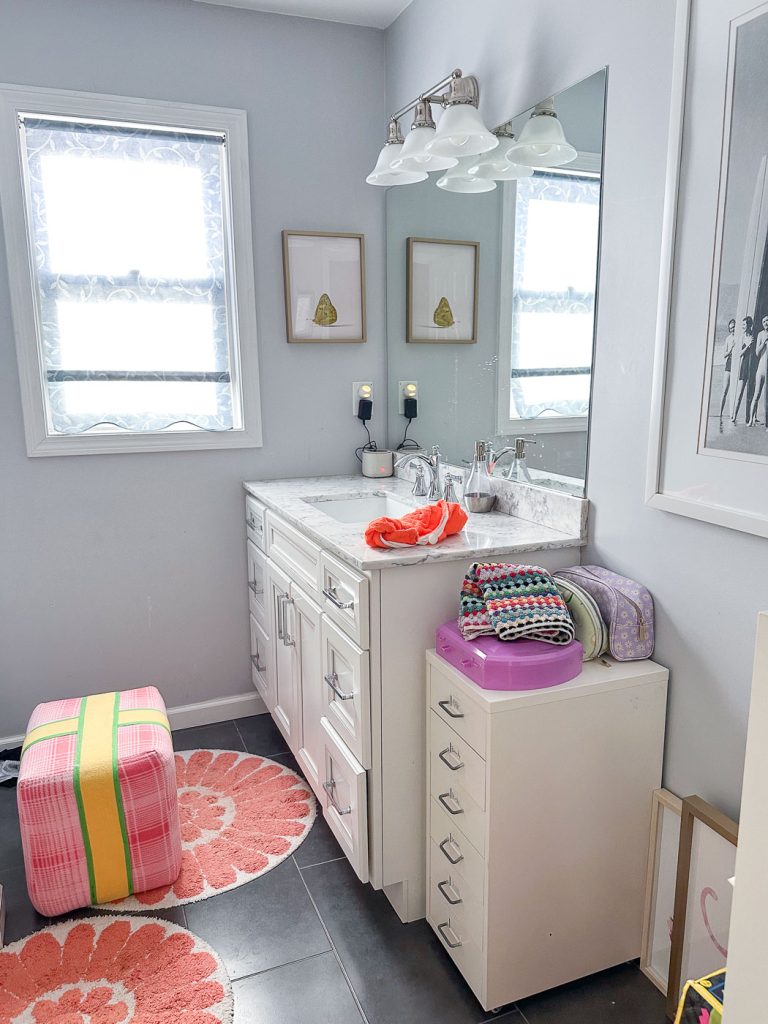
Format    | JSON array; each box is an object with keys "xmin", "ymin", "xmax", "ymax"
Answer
[
  {"xmin": 505, "ymin": 97, "xmax": 577, "ymax": 168},
  {"xmin": 424, "ymin": 71, "xmax": 499, "ymax": 159},
  {"xmin": 366, "ymin": 120, "xmax": 429, "ymax": 186},
  {"xmin": 466, "ymin": 124, "xmax": 535, "ymax": 181},
  {"xmin": 436, "ymin": 155, "xmax": 497, "ymax": 193},
  {"xmin": 390, "ymin": 101, "xmax": 458, "ymax": 173}
]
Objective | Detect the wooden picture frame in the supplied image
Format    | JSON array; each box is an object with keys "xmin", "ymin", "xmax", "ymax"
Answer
[
  {"xmin": 406, "ymin": 237, "xmax": 479, "ymax": 344},
  {"xmin": 666, "ymin": 795, "xmax": 739, "ymax": 1018},
  {"xmin": 281, "ymin": 230, "xmax": 366, "ymax": 343},
  {"xmin": 640, "ymin": 789, "xmax": 683, "ymax": 995}
]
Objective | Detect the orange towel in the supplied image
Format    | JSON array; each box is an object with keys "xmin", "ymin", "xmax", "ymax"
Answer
[{"xmin": 365, "ymin": 500, "xmax": 468, "ymax": 550}]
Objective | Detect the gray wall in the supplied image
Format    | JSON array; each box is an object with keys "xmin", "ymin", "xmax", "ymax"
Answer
[
  {"xmin": 0, "ymin": 0, "xmax": 386, "ymax": 737},
  {"xmin": 387, "ymin": 0, "xmax": 766, "ymax": 818}
]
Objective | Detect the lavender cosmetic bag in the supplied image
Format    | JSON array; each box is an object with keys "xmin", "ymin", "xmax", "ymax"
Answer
[{"xmin": 555, "ymin": 565, "xmax": 654, "ymax": 661}]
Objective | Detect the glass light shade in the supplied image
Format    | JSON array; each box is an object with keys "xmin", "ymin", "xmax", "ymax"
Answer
[
  {"xmin": 366, "ymin": 142, "xmax": 428, "ymax": 186},
  {"xmin": 425, "ymin": 104, "xmax": 499, "ymax": 159},
  {"xmin": 436, "ymin": 156, "xmax": 497, "ymax": 193},
  {"xmin": 390, "ymin": 125, "xmax": 458, "ymax": 172},
  {"xmin": 506, "ymin": 101, "xmax": 577, "ymax": 167},
  {"xmin": 467, "ymin": 150, "xmax": 534, "ymax": 181}
]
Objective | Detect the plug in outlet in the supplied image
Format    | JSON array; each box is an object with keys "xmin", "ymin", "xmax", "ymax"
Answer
[
  {"xmin": 352, "ymin": 382, "xmax": 373, "ymax": 415},
  {"xmin": 398, "ymin": 381, "xmax": 418, "ymax": 415}
]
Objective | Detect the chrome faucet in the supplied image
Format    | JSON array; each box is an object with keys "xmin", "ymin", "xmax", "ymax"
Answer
[{"xmin": 396, "ymin": 447, "xmax": 442, "ymax": 501}]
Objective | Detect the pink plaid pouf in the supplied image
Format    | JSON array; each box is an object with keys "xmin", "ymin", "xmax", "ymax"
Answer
[{"xmin": 18, "ymin": 686, "xmax": 182, "ymax": 917}]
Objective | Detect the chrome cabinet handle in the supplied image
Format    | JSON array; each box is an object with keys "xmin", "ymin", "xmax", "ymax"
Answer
[
  {"xmin": 437, "ymin": 879, "xmax": 462, "ymax": 906},
  {"xmin": 323, "ymin": 778, "xmax": 351, "ymax": 816},
  {"xmin": 325, "ymin": 672, "xmax": 354, "ymax": 701},
  {"xmin": 248, "ymin": 580, "xmax": 263, "ymax": 597},
  {"xmin": 438, "ymin": 746, "xmax": 464, "ymax": 771},
  {"xmin": 276, "ymin": 592, "xmax": 285, "ymax": 640},
  {"xmin": 438, "ymin": 791, "xmax": 463, "ymax": 816},
  {"xmin": 250, "ymin": 653, "xmax": 265, "ymax": 672},
  {"xmin": 438, "ymin": 698, "xmax": 464, "ymax": 719},
  {"xmin": 281, "ymin": 595, "xmax": 295, "ymax": 647},
  {"xmin": 246, "ymin": 514, "xmax": 261, "ymax": 532},
  {"xmin": 322, "ymin": 585, "xmax": 354, "ymax": 611},
  {"xmin": 438, "ymin": 836, "xmax": 464, "ymax": 865},
  {"xmin": 437, "ymin": 922, "xmax": 462, "ymax": 949}
]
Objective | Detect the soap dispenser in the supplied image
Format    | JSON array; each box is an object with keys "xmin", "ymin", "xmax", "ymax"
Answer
[
  {"xmin": 507, "ymin": 437, "xmax": 536, "ymax": 483},
  {"xmin": 463, "ymin": 440, "xmax": 495, "ymax": 512}
]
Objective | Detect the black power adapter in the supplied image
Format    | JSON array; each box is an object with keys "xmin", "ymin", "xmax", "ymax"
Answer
[
  {"xmin": 403, "ymin": 396, "xmax": 418, "ymax": 419},
  {"xmin": 357, "ymin": 398, "xmax": 373, "ymax": 422}
]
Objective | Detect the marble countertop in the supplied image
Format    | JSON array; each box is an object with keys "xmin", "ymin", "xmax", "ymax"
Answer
[{"xmin": 243, "ymin": 475, "xmax": 585, "ymax": 571}]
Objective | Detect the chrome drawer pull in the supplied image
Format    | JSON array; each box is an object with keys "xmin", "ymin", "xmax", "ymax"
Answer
[
  {"xmin": 281, "ymin": 595, "xmax": 295, "ymax": 647},
  {"xmin": 438, "ymin": 698, "xmax": 464, "ymax": 719},
  {"xmin": 248, "ymin": 580, "xmax": 263, "ymax": 597},
  {"xmin": 323, "ymin": 779, "xmax": 351, "ymax": 816},
  {"xmin": 246, "ymin": 514, "xmax": 260, "ymax": 531},
  {"xmin": 437, "ymin": 922, "xmax": 462, "ymax": 949},
  {"xmin": 250, "ymin": 653, "xmax": 266, "ymax": 673},
  {"xmin": 438, "ymin": 746, "xmax": 464, "ymax": 771},
  {"xmin": 322, "ymin": 585, "xmax": 355, "ymax": 611},
  {"xmin": 437, "ymin": 879, "xmax": 462, "ymax": 906},
  {"xmin": 324, "ymin": 672, "xmax": 354, "ymax": 701},
  {"xmin": 438, "ymin": 836, "xmax": 464, "ymax": 865},
  {"xmin": 438, "ymin": 792, "xmax": 463, "ymax": 816}
]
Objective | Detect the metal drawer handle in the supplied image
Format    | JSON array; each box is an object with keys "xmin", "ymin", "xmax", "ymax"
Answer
[
  {"xmin": 438, "ymin": 792, "xmax": 463, "ymax": 816},
  {"xmin": 325, "ymin": 672, "xmax": 354, "ymax": 701},
  {"xmin": 322, "ymin": 585, "xmax": 355, "ymax": 611},
  {"xmin": 438, "ymin": 836, "xmax": 464, "ymax": 865},
  {"xmin": 246, "ymin": 514, "xmax": 261, "ymax": 531},
  {"xmin": 438, "ymin": 698, "xmax": 464, "ymax": 719},
  {"xmin": 323, "ymin": 778, "xmax": 351, "ymax": 816},
  {"xmin": 437, "ymin": 879, "xmax": 462, "ymax": 906},
  {"xmin": 438, "ymin": 746, "xmax": 464, "ymax": 771},
  {"xmin": 281, "ymin": 594, "xmax": 295, "ymax": 647},
  {"xmin": 250, "ymin": 653, "xmax": 266, "ymax": 673},
  {"xmin": 276, "ymin": 591, "xmax": 285, "ymax": 640},
  {"xmin": 437, "ymin": 922, "xmax": 462, "ymax": 949},
  {"xmin": 248, "ymin": 580, "xmax": 263, "ymax": 597}
]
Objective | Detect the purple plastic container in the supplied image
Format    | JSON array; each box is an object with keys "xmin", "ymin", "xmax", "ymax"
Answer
[{"xmin": 435, "ymin": 621, "xmax": 583, "ymax": 691}]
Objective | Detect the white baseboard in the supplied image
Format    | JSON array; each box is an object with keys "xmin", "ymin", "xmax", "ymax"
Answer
[{"xmin": 0, "ymin": 689, "xmax": 268, "ymax": 749}]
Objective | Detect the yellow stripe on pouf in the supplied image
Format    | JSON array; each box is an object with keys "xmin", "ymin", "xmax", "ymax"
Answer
[
  {"xmin": 73, "ymin": 692, "xmax": 133, "ymax": 904},
  {"xmin": 117, "ymin": 707, "xmax": 171, "ymax": 733},
  {"xmin": 21, "ymin": 716, "xmax": 79, "ymax": 754}
]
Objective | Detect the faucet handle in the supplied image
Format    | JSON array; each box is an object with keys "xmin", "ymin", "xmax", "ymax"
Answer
[
  {"xmin": 412, "ymin": 463, "xmax": 429, "ymax": 497},
  {"xmin": 443, "ymin": 472, "xmax": 461, "ymax": 504}
]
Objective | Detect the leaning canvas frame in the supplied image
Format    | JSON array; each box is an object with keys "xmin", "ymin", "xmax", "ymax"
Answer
[
  {"xmin": 406, "ymin": 237, "xmax": 479, "ymax": 344},
  {"xmin": 640, "ymin": 788, "xmax": 683, "ymax": 995},
  {"xmin": 646, "ymin": 0, "xmax": 768, "ymax": 538}
]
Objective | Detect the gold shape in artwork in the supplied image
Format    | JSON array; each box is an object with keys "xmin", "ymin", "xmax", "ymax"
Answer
[
  {"xmin": 313, "ymin": 293, "xmax": 338, "ymax": 326},
  {"xmin": 433, "ymin": 296, "xmax": 455, "ymax": 327}
]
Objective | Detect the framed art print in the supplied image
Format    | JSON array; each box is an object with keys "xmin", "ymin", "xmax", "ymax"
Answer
[
  {"xmin": 407, "ymin": 237, "xmax": 478, "ymax": 343},
  {"xmin": 282, "ymin": 231, "xmax": 366, "ymax": 343},
  {"xmin": 640, "ymin": 789, "xmax": 683, "ymax": 995}
]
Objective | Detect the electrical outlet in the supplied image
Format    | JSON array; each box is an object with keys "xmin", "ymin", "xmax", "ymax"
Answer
[
  {"xmin": 398, "ymin": 381, "xmax": 418, "ymax": 414},
  {"xmin": 352, "ymin": 382, "xmax": 373, "ymax": 415}
]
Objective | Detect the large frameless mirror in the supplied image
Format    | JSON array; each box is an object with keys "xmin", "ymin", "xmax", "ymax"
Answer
[{"xmin": 385, "ymin": 67, "xmax": 607, "ymax": 497}]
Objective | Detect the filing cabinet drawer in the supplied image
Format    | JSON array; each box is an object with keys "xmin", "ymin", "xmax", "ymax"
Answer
[
  {"xmin": 321, "ymin": 617, "xmax": 371, "ymax": 769},
  {"xmin": 430, "ymin": 762, "xmax": 486, "ymax": 857},
  {"xmin": 245, "ymin": 495, "xmax": 267, "ymax": 552},
  {"xmin": 246, "ymin": 540, "xmax": 268, "ymax": 630},
  {"xmin": 320, "ymin": 551, "xmax": 369, "ymax": 649},
  {"xmin": 266, "ymin": 512, "xmax": 321, "ymax": 597},
  {"xmin": 430, "ymin": 664, "xmax": 487, "ymax": 759},
  {"xmin": 427, "ymin": 896, "xmax": 485, "ymax": 1001},
  {"xmin": 429, "ymin": 711, "xmax": 486, "ymax": 810},
  {"xmin": 429, "ymin": 840, "xmax": 485, "ymax": 945},
  {"xmin": 249, "ymin": 613, "xmax": 274, "ymax": 710},
  {"xmin": 429, "ymin": 797, "xmax": 486, "ymax": 898},
  {"xmin": 321, "ymin": 717, "xmax": 369, "ymax": 884}
]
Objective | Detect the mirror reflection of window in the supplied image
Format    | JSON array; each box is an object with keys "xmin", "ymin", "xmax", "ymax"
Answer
[{"xmin": 509, "ymin": 170, "xmax": 601, "ymax": 424}]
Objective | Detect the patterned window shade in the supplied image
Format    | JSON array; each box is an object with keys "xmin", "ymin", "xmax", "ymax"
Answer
[
  {"xmin": 19, "ymin": 115, "xmax": 241, "ymax": 435},
  {"xmin": 509, "ymin": 171, "xmax": 600, "ymax": 422}
]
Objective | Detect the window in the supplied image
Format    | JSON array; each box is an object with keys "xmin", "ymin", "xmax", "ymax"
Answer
[
  {"xmin": 498, "ymin": 169, "xmax": 601, "ymax": 433},
  {"xmin": 0, "ymin": 87, "xmax": 261, "ymax": 455}
]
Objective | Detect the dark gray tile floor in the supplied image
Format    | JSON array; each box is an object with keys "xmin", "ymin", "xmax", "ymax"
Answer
[{"xmin": 0, "ymin": 714, "xmax": 667, "ymax": 1024}]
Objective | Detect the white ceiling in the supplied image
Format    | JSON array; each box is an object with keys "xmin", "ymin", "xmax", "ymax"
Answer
[{"xmin": 190, "ymin": 0, "xmax": 414, "ymax": 29}]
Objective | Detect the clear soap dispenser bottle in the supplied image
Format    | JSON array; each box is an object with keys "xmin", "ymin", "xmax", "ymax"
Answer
[
  {"xmin": 507, "ymin": 437, "xmax": 536, "ymax": 483},
  {"xmin": 463, "ymin": 440, "xmax": 495, "ymax": 513}
]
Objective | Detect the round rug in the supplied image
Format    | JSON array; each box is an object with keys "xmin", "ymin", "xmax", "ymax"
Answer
[
  {"xmin": 109, "ymin": 749, "xmax": 316, "ymax": 911},
  {"xmin": 0, "ymin": 915, "xmax": 232, "ymax": 1024}
]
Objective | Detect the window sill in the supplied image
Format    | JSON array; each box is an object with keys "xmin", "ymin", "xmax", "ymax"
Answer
[
  {"xmin": 496, "ymin": 415, "xmax": 588, "ymax": 436},
  {"xmin": 25, "ymin": 426, "xmax": 263, "ymax": 457}
]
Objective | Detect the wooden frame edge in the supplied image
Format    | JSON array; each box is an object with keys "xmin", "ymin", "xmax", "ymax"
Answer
[{"xmin": 640, "ymin": 788, "xmax": 683, "ymax": 995}]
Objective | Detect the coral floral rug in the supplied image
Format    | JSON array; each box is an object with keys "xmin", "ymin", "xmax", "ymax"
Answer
[
  {"xmin": 0, "ymin": 915, "xmax": 232, "ymax": 1023},
  {"xmin": 109, "ymin": 749, "xmax": 316, "ymax": 911}
]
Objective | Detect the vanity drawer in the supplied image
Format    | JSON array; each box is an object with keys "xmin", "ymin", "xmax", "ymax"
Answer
[
  {"xmin": 249, "ymin": 613, "xmax": 274, "ymax": 710},
  {"xmin": 428, "ymin": 855, "xmax": 485, "ymax": 949},
  {"xmin": 246, "ymin": 540, "xmax": 268, "ymax": 630},
  {"xmin": 321, "ymin": 717, "xmax": 369, "ymax": 884},
  {"xmin": 320, "ymin": 551, "xmax": 369, "ymax": 649},
  {"xmin": 430, "ymin": 762, "xmax": 486, "ymax": 857},
  {"xmin": 430, "ymin": 664, "xmax": 487, "ymax": 759},
  {"xmin": 429, "ymin": 711, "xmax": 486, "ymax": 811},
  {"xmin": 321, "ymin": 617, "xmax": 371, "ymax": 769},
  {"xmin": 429, "ymin": 797, "xmax": 486, "ymax": 898},
  {"xmin": 266, "ymin": 512, "xmax": 321, "ymax": 597},
  {"xmin": 245, "ymin": 495, "xmax": 267, "ymax": 552}
]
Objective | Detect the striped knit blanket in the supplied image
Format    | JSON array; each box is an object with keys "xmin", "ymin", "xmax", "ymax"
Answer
[{"xmin": 459, "ymin": 562, "xmax": 575, "ymax": 645}]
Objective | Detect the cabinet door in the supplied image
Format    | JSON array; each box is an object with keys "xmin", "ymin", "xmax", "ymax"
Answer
[
  {"xmin": 292, "ymin": 583, "xmax": 324, "ymax": 797},
  {"xmin": 266, "ymin": 560, "xmax": 300, "ymax": 752}
]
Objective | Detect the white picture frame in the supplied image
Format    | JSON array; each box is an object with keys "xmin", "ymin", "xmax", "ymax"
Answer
[
  {"xmin": 282, "ymin": 231, "xmax": 366, "ymax": 343},
  {"xmin": 640, "ymin": 788, "xmax": 683, "ymax": 995},
  {"xmin": 646, "ymin": 0, "xmax": 768, "ymax": 537},
  {"xmin": 406, "ymin": 237, "xmax": 478, "ymax": 344}
]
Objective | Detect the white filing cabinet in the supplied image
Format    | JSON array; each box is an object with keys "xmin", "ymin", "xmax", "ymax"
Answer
[{"xmin": 426, "ymin": 649, "xmax": 668, "ymax": 1011}]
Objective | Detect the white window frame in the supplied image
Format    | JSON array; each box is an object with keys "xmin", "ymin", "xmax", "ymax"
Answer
[
  {"xmin": 0, "ymin": 84, "xmax": 262, "ymax": 456},
  {"xmin": 496, "ymin": 153, "xmax": 601, "ymax": 437}
]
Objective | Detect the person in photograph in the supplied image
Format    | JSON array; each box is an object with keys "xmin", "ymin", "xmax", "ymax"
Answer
[
  {"xmin": 719, "ymin": 317, "xmax": 737, "ymax": 430},
  {"xmin": 732, "ymin": 315, "xmax": 756, "ymax": 423},
  {"xmin": 749, "ymin": 314, "xmax": 768, "ymax": 425}
]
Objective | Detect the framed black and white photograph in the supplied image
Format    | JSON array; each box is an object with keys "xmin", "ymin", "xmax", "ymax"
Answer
[
  {"xmin": 282, "ymin": 231, "xmax": 366, "ymax": 343},
  {"xmin": 406, "ymin": 237, "xmax": 478, "ymax": 343},
  {"xmin": 647, "ymin": 0, "xmax": 768, "ymax": 537}
]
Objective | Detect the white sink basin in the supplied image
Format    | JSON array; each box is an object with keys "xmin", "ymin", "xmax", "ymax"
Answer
[{"xmin": 305, "ymin": 492, "xmax": 415, "ymax": 524}]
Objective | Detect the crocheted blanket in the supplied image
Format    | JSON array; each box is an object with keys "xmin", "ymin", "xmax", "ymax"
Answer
[{"xmin": 459, "ymin": 562, "xmax": 575, "ymax": 645}]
